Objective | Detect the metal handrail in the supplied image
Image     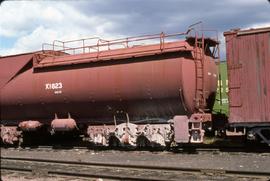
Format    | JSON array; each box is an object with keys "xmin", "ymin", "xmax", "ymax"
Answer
[
  {"xmin": 38, "ymin": 23, "xmax": 219, "ymax": 66},
  {"xmin": 41, "ymin": 31, "xmax": 189, "ymax": 57}
]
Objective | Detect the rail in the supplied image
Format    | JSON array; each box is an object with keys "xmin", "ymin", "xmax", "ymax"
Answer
[
  {"xmin": 40, "ymin": 31, "xmax": 189, "ymax": 57},
  {"xmin": 187, "ymin": 23, "xmax": 220, "ymax": 61},
  {"xmin": 36, "ymin": 22, "xmax": 220, "ymax": 67},
  {"xmin": 2, "ymin": 156, "xmax": 270, "ymax": 180}
]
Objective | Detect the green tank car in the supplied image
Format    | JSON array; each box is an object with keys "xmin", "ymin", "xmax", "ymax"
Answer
[{"xmin": 213, "ymin": 61, "xmax": 228, "ymax": 115}]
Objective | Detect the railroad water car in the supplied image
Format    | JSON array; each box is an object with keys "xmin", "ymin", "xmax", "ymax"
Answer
[{"xmin": 0, "ymin": 26, "xmax": 219, "ymax": 146}]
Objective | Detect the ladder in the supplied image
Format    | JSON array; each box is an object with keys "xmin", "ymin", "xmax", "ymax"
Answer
[{"xmin": 194, "ymin": 33, "xmax": 206, "ymax": 111}]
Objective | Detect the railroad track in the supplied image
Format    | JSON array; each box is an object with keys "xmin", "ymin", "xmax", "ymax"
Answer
[
  {"xmin": 2, "ymin": 144, "xmax": 270, "ymax": 154},
  {"xmin": 1, "ymin": 156, "xmax": 270, "ymax": 181}
]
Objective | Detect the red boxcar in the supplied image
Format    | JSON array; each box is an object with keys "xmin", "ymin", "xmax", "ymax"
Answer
[{"xmin": 224, "ymin": 27, "xmax": 270, "ymax": 144}]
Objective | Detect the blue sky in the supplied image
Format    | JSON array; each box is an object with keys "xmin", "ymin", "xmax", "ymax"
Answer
[{"xmin": 0, "ymin": 0, "xmax": 269, "ymax": 59}]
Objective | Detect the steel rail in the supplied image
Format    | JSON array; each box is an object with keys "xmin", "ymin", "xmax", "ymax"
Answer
[
  {"xmin": 2, "ymin": 144, "xmax": 270, "ymax": 153},
  {"xmin": 1, "ymin": 156, "xmax": 270, "ymax": 180},
  {"xmin": 1, "ymin": 157, "xmax": 193, "ymax": 181}
]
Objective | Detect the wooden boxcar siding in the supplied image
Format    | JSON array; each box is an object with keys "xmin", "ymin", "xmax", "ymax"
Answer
[{"xmin": 224, "ymin": 28, "xmax": 270, "ymax": 124}]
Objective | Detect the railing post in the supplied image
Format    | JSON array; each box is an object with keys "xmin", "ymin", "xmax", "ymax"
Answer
[
  {"xmin": 126, "ymin": 38, "xmax": 129, "ymax": 48},
  {"xmin": 97, "ymin": 39, "xmax": 100, "ymax": 59},
  {"xmin": 83, "ymin": 39, "xmax": 85, "ymax": 54},
  {"xmin": 160, "ymin": 32, "xmax": 165, "ymax": 51}
]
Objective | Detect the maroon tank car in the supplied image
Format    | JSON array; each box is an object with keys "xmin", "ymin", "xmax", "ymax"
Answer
[{"xmin": 0, "ymin": 29, "xmax": 219, "ymax": 146}]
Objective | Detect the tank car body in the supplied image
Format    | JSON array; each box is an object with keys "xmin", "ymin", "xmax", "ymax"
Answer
[
  {"xmin": 1, "ymin": 30, "xmax": 219, "ymax": 146},
  {"xmin": 224, "ymin": 27, "xmax": 270, "ymax": 145}
]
